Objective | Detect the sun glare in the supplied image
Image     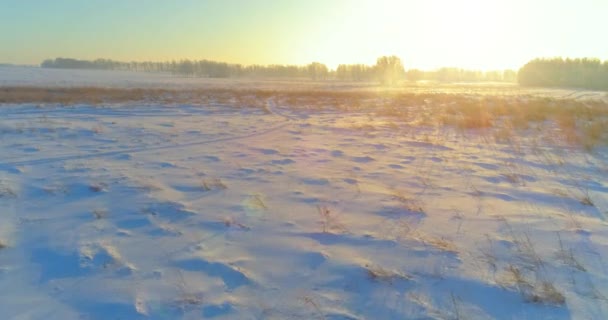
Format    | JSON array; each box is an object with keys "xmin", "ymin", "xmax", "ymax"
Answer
[
  {"xmin": 298, "ymin": 0, "xmax": 519, "ymax": 70},
  {"xmin": 2, "ymin": 1, "xmax": 608, "ymax": 319}
]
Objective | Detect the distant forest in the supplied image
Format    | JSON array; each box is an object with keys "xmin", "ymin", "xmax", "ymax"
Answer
[
  {"xmin": 39, "ymin": 56, "xmax": 608, "ymax": 90},
  {"xmin": 518, "ymin": 58, "xmax": 608, "ymax": 90},
  {"xmin": 40, "ymin": 57, "xmax": 516, "ymax": 84}
]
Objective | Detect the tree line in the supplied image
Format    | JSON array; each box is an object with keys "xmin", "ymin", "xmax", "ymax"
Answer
[
  {"xmin": 41, "ymin": 58, "xmax": 313, "ymax": 78},
  {"xmin": 405, "ymin": 68, "xmax": 517, "ymax": 83},
  {"xmin": 41, "ymin": 56, "xmax": 518, "ymax": 84},
  {"xmin": 40, "ymin": 57, "xmax": 403, "ymax": 83},
  {"xmin": 518, "ymin": 57, "xmax": 608, "ymax": 90}
]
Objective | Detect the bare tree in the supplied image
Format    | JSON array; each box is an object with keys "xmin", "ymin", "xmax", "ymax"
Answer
[
  {"xmin": 307, "ymin": 62, "xmax": 329, "ymax": 80},
  {"xmin": 375, "ymin": 55, "xmax": 404, "ymax": 86}
]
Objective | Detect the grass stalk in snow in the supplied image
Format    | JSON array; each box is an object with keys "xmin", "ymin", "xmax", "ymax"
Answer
[
  {"xmin": 477, "ymin": 236, "xmax": 499, "ymax": 280},
  {"xmin": 249, "ymin": 194, "xmax": 267, "ymax": 209},
  {"xmin": 450, "ymin": 292, "xmax": 463, "ymax": 320},
  {"xmin": 500, "ymin": 219, "xmax": 544, "ymax": 269},
  {"xmin": 577, "ymin": 190, "xmax": 595, "ymax": 207},
  {"xmin": 301, "ymin": 295, "xmax": 326, "ymax": 320},
  {"xmin": 223, "ymin": 216, "xmax": 250, "ymax": 230},
  {"xmin": 201, "ymin": 178, "xmax": 227, "ymax": 191},
  {"xmin": 92, "ymin": 209, "xmax": 108, "ymax": 220},
  {"xmin": 391, "ymin": 191, "xmax": 425, "ymax": 214},
  {"xmin": 505, "ymin": 265, "xmax": 565, "ymax": 305},
  {"xmin": 421, "ymin": 235, "xmax": 459, "ymax": 254},
  {"xmin": 365, "ymin": 264, "xmax": 413, "ymax": 283},
  {"xmin": 317, "ymin": 205, "xmax": 346, "ymax": 234},
  {"xmin": 174, "ymin": 269, "xmax": 205, "ymax": 311},
  {"xmin": 555, "ymin": 232, "xmax": 586, "ymax": 271},
  {"xmin": 89, "ymin": 182, "xmax": 108, "ymax": 193}
]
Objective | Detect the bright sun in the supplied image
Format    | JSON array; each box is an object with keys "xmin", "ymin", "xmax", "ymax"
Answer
[{"xmin": 295, "ymin": 0, "xmax": 518, "ymax": 70}]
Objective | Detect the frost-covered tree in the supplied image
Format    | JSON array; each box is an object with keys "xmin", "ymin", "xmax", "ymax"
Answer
[
  {"xmin": 375, "ymin": 55, "xmax": 405, "ymax": 85},
  {"xmin": 518, "ymin": 57, "xmax": 608, "ymax": 90},
  {"xmin": 307, "ymin": 62, "xmax": 329, "ymax": 80}
]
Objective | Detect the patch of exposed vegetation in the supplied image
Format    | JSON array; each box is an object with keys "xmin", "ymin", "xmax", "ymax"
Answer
[
  {"xmin": 201, "ymin": 178, "xmax": 227, "ymax": 191},
  {"xmin": 366, "ymin": 264, "xmax": 413, "ymax": 283},
  {"xmin": 89, "ymin": 182, "xmax": 108, "ymax": 193},
  {"xmin": 317, "ymin": 205, "xmax": 346, "ymax": 233}
]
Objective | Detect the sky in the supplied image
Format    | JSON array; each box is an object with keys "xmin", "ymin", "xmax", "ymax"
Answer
[{"xmin": 0, "ymin": 0, "xmax": 606, "ymax": 70}]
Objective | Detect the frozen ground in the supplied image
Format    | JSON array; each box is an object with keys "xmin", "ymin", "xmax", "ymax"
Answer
[
  {"xmin": 0, "ymin": 96, "xmax": 607, "ymax": 319},
  {"xmin": 1, "ymin": 67, "xmax": 608, "ymax": 319}
]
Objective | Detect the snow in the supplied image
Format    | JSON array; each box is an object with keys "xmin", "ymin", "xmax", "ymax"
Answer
[
  {"xmin": 0, "ymin": 69, "xmax": 608, "ymax": 319},
  {"xmin": 1, "ymin": 66, "xmax": 607, "ymax": 101}
]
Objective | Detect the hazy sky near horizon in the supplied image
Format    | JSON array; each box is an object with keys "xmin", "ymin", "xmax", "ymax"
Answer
[{"xmin": 1, "ymin": 0, "xmax": 606, "ymax": 70}]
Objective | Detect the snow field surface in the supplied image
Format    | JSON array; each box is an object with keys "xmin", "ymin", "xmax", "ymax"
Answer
[{"xmin": 0, "ymin": 72, "xmax": 608, "ymax": 319}]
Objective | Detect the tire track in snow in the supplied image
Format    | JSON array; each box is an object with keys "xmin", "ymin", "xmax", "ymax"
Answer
[{"xmin": 0, "ymin": 102, "xmax": 294, "ymax": 168}]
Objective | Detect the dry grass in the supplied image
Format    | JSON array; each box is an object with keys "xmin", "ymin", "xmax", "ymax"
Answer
[
  {"xmin": 317, "ymin": 205, "xmax": 346, "ymax": 233},
  {"xmin": 89, "ymin": 182, "xmax": 108, "ymax": 193},
  {"xmin": 365, "ymin": 264, "xmax": 413, "ymax": 283},
  {"xmin": 391, "ymin": 191, "xmax": 425, "ymax": 214},
  {"xmin": 300, "ymin": 295, "xmax": 326, "ymax": 320},
  {"xmin": 222, "ymin": 217, "xmax": 250, "ymax": 230},
  {"xmin": 420, "ymin": 235, "xmax": 459, "ymax": 253},
  {"xmin": 174, "ymin": 292, "xmax": 205, "ymax": 309},
  {"xmin": 497, "ymin": 221, "xmax": 569, "ymax": 306},
  {"xmin": 504, "ymin": 265, "xmax": 565, "ymax": 305},
  {"xmin": 533, "ymin": 282, "xmax": 566, "ymax": 305},
  {"xmin": 201, "ymin": 178, "xmax": 227, "ymax": 191},
  {"xmin": 173, "ymin": 269, "xmax": 205, "ymax": 311},
  {"xmin": 579, "ymin": 194, "xmax": 595, "ymax": 207},
  {"xmin": 0, "ymin": 87, "xmax": 159, "ymax": 104},
  {"xmin": 248, "ymin": 194, "xmax": 267, "ymax": 209},
  {"xmin": 2, "ymin": 87, "xmax": 607, "ymax": 151},
  {"xmin": 556, "ymin": 235, "xmax": 586, "ymax": 271}
]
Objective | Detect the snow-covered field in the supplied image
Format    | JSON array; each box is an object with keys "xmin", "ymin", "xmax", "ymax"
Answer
[
  {"xmin": 1, "ymin": 66, "xmax": 607, "ymax": 100},
  {"xmin": 0, "ymin": 66, "xmax": 364, "ymax": 91},
  {"xmin": 1, "ymin": 68, "xmax": 608, "ymax": 319}
]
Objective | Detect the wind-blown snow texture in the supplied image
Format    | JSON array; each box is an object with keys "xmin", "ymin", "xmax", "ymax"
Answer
[
  {"xmin": 1, "ymin": 68, "xmax": 608, "ymax": 319},
  {"xmin": 0, "ymin": 100, "xmax": 607, "ymax": 319}
]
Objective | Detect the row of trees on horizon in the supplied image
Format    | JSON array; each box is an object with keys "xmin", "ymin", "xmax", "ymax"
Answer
[
  {"xmin": 518, "ymin": 58, "xmax": 608, "ymax": 91},
  {"xmin": 41, "ymin": 56, "xmax": 608, "ymax": 90},
  {"xmin": 40, "ymin": 56, "xmax": 517, "ymax": 84}
]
